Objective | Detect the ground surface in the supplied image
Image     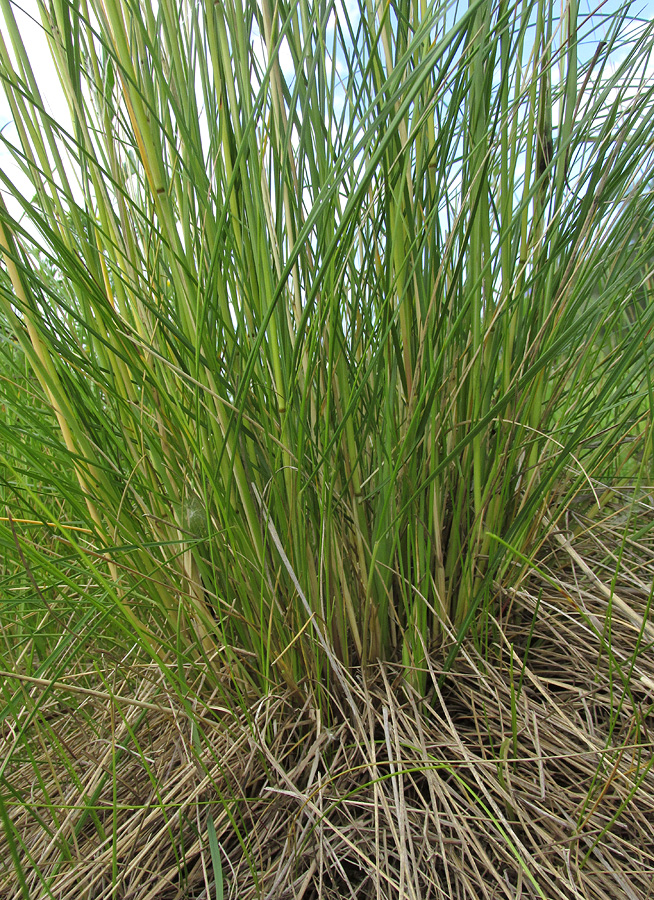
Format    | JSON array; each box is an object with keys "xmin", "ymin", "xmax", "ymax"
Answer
[{"xmin": 2, "ymin": 522, "xmax": 654, "ymax": 899}]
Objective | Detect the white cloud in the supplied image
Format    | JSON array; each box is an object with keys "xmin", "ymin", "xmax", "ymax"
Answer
[{"xmin": 0, "ymin": 0, "xmax": 75, "ymax": 220}]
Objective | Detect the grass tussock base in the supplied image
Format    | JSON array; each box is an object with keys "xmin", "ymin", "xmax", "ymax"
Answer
[{"xmin": 3, "ymin": 530, "xmax": 653, "ymax": 900}]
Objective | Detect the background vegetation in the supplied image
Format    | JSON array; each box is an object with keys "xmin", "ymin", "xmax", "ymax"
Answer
[{"xmin": 1, "ymin": 0, "xmax": 654, "ymax": 896}]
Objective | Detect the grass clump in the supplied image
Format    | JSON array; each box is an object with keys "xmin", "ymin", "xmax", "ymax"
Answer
[{"xmin": 1, "ymin": 0, "xmax": 654, "ymax": 896}]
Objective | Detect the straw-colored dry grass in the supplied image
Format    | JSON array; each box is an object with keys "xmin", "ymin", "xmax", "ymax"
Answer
[{"xmin": 3, "ymin": 514, "xmax": 653, "ymax": 900}]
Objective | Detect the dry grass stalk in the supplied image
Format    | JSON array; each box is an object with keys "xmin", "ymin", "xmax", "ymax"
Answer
[{"xmin": 2, "ymin": 528, "xmax": 653, "ymax": 899}]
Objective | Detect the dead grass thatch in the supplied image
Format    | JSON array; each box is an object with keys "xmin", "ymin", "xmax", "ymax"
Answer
[{"xmin": 1, "ymin": 515, "xmax": 653, "ymax": 899}]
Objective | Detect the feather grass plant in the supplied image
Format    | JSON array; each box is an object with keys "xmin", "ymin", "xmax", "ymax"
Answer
[
  {"xmin": 2, "ymin": 0, "xmax": 654, "ymax": 896},
  {"xmin": 0, "ymin": 0, "xmax": 653, "ymax": 716},
  {"xmin": 1, "ymin": 0, "xmax": 654, "ymax": 715}
]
